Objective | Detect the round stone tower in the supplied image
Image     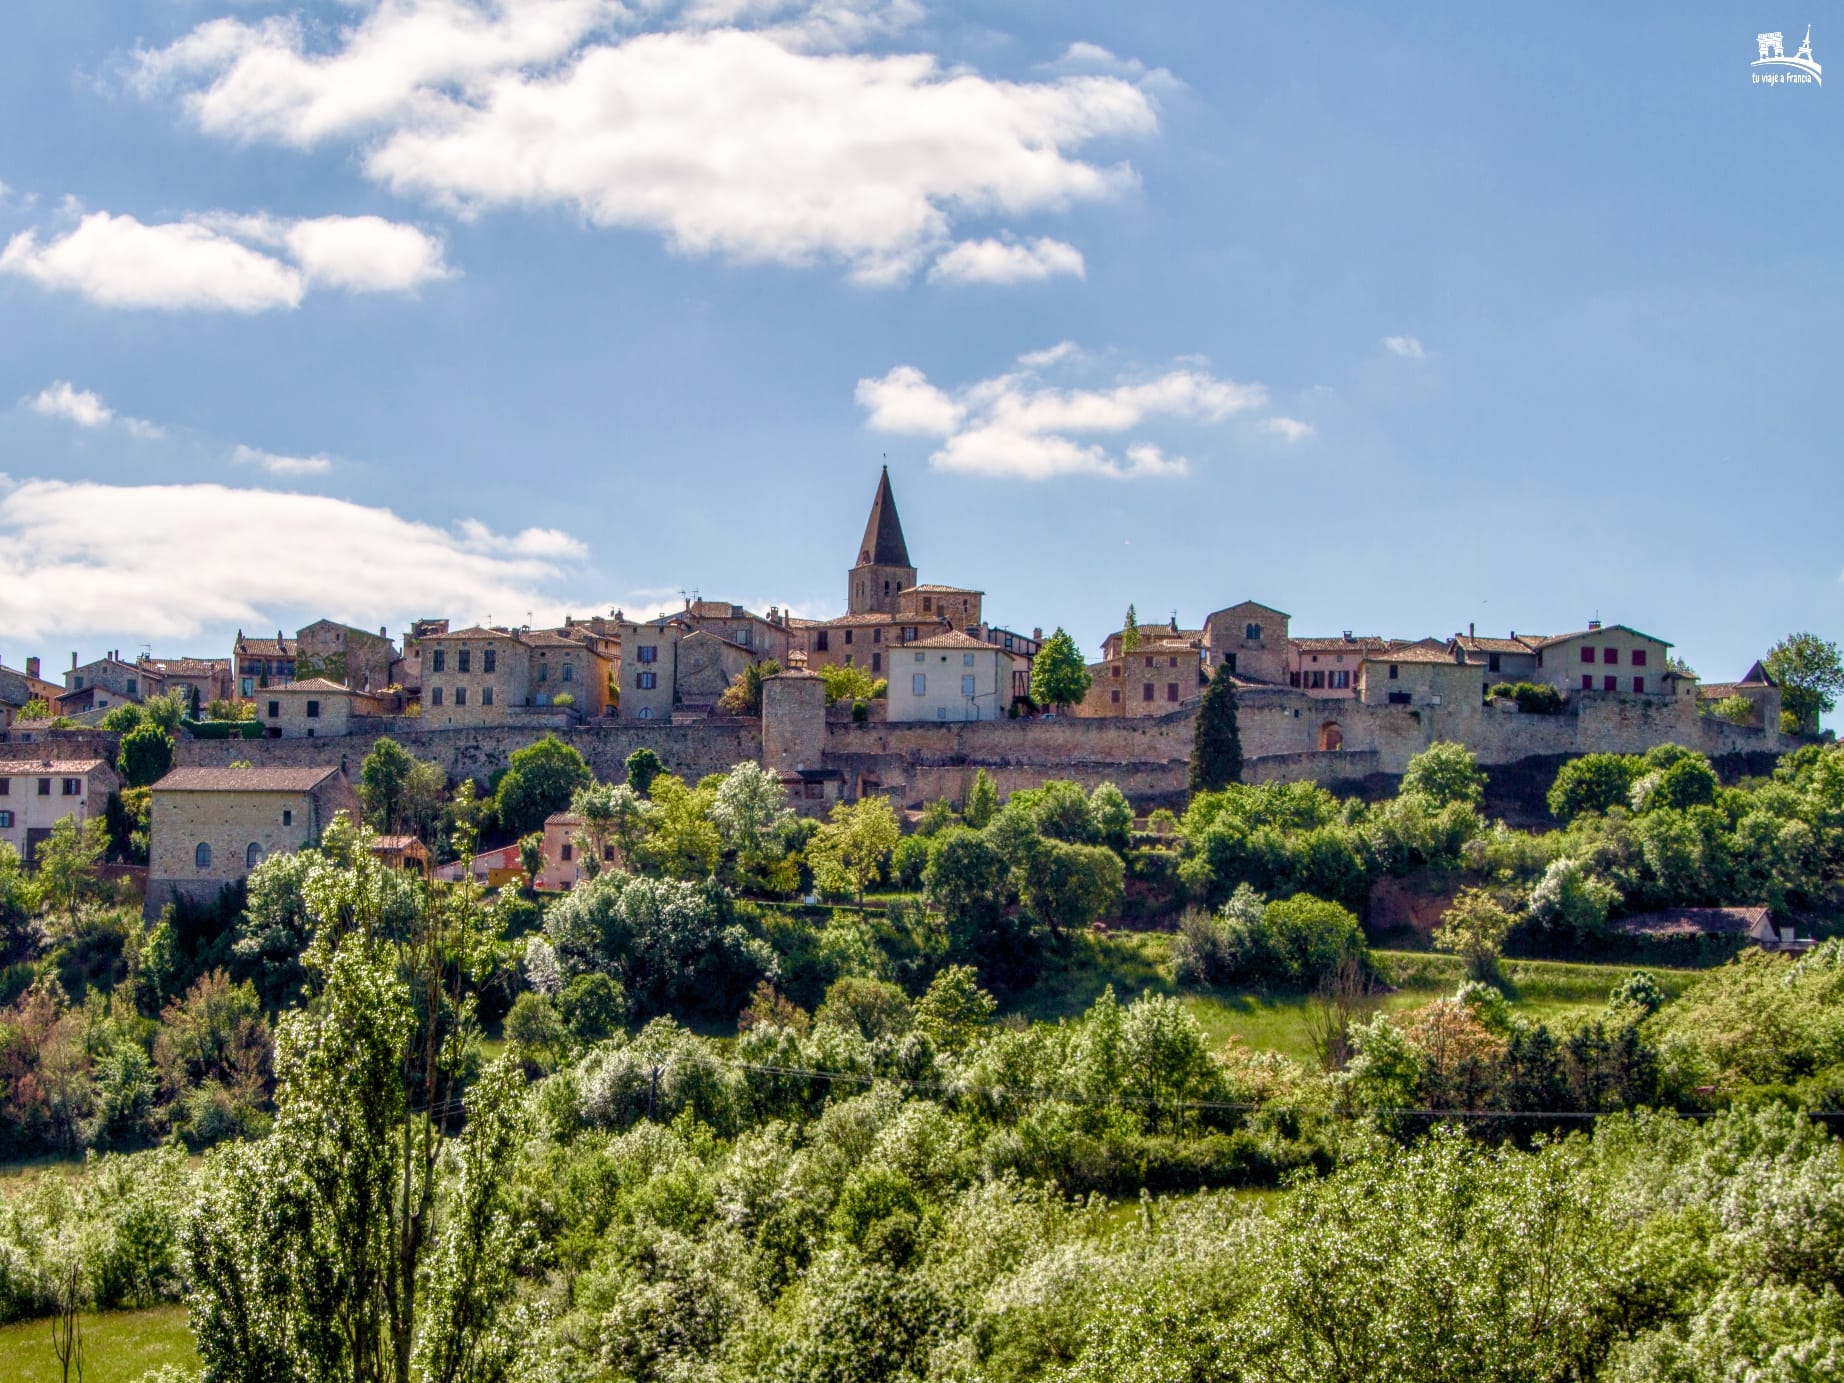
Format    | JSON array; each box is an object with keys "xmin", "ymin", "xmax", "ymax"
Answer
[{"xmin": 762, "ymin": 668, "xmax": 828, "ymax": 775}]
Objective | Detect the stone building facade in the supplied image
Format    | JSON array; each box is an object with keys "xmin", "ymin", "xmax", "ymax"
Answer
[
  {"xmin": 295, "ymin": 620, "xmax": 397, "ymax": 692},
  {"xmin": 256, "ymin": 680, "xmax": 390, "ymax": 738},
  {"xmin": 146, "ymin": 765, "xmax": 361, "ymax": 915},
  {"xmin": 886, "ymin": 630, "xmax": 1020, "ymax": 722},
  {"xmin": 233, "ymin": 632, "xmax": 298, "ymax": 697},
  {"xmin": 418, "ymin": 626, "xmax": 612, "ymax": 727},
  {"xmin": 1202, "ymin": 601, "xmax": 1290, "ymax": 683},
  {"xmin": 0, "ymin": 757, "xmax": 118, "ymax": 865}
]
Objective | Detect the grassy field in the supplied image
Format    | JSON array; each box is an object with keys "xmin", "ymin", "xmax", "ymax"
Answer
[
  {"xmin": 0, "ymin": 1306, "xmax": 196, "ymax": 1383},
  {"xmin": 1009, "ymin": 930, "xmax": 1707, "ymax": 1065}
]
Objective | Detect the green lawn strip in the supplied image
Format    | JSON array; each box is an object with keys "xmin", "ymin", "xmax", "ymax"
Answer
[{"xmin": 0, "ymin": 1305, "xmax": 196, "ymax": 1383}]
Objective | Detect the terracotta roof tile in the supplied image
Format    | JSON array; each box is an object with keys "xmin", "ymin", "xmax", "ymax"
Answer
[
  {"xmin": 907, "ymin": 629, "xmax": 997, "ymax": 650},
  {"xmin": 153, "ymin": 766, "xmax": 344, "ymax": 792}
]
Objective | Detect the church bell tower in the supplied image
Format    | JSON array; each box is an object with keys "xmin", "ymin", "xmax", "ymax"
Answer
[{"xmin": 847, "ymin": 467, "xmax": 917, "ymax": 615}]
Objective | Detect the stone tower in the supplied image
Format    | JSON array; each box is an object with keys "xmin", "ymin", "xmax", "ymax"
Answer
[
  {"xmin": 847, "ymin": 467, "xmax": 917, "ymax": 615},
  {"xmin": 762, "ymin": 669, "xmax": 827, "ymax": 775}
]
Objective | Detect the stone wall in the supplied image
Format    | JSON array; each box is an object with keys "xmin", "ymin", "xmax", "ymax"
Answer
[{"xmin": 174, "ymin": 719, "xmax": 762, "ymax": 787}]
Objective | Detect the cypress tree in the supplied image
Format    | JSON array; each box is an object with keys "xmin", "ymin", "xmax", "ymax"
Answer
[{"xmin": 1189, "ymin": 665, "xmax": 1243, "ymax": 794}]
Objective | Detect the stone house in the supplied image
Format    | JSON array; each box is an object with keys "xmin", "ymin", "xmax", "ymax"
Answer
[
  {"xmin": 886, "ymin": 629, "xmax": 1020, "ymax": 722},
  {"xmin": 0, "ymin": 656, "xmax": 62, "ymax": 717},
  {"xmin": 295, "ymin": 620, "xmax": 397, "ymax": 692},
  {"xmin": 146, "ymin": 765, "xmax": 361, "ymax": 915},
  {"xmin": 675, "ymin": 630, "xmax": 758, "ymax": 711},
  {"xmin": 1288, "ymin": 635, "xmax": 1399, "ymax": 697},
  {"xmin": 418, "ymin": 627, "xmax": 611, "ymax": 727},
  {"xmin": 395, "ymin": 619, "xmax": 451, "ymax": 691},
  {"xmin": 616, "ymin": 619, "xmax": 683, "ymax": 721},
  {"xmin": 1697, "ymin": 661, "xmax": 1782, "ymax": 729},
  {"xmin": 1203, "ymin": 601, "xmax": 1290, "ymax": 683},
  {"xmin": 537, "ymin": 810, "xmax": 619, "ymax": 890},
  {"xmin": 661, "ymin": 602, "xmax": 795, "ymax": 664},
  {"xmin": 137, "ymin": 657, "xmax": 232, "ymax": 712},
  {"xmin": 895, "ymin": 584, "xmax": 983, "ymax": 630},
  {"xmin": 1448, "ymin": 631, "xmax": 1542, "ymax": 688},
  {"xmin": 794, "ymin": 612, "xmax": 945, "ymax": 678},
  {"xmin": 0, "ymin": 758, "xmax": 119, "ymax": 865},
  {"xmin": 1528, "ymin": 623, "xmax": 1672, "ymax": 698},
  {"xmin": 233, "ymin": 631, "xmax": 298, "ymax": 697},
  {"xmin": 1080, "ymin": 627, "xmax": 1207, "ymax": 717},
  {"xmin": 1357, "ymin": 644, "xmax": 1480, "ymax": 708},
  {"xmin": 63, "ymin": 652, "xmax": 148, "ymax": 702},
  {"xmin": 256, "ymin": 679, "xmax": 389, "ymax": 738}
]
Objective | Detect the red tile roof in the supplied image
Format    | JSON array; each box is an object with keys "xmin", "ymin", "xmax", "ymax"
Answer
[{"xmin": 153, "ymin": 766, "xmax": 344, "ymax": 792}]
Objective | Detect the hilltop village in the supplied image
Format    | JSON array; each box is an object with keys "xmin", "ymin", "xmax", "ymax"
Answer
[{"xmin": 0, "ymin": 469, "xmax": 1800, "ymax": 912}]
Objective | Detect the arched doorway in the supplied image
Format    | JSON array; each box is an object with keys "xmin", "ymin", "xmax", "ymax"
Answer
[{"xmin": 1318, "ymin": 721, "xmax": 1344, "ymax": 752}]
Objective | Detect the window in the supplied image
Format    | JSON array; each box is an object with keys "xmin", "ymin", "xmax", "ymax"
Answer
[
  {"xmin": 306, "ymin": 700, "xmax": 320, "ymax": 718},
  {"xmin": 483, "ymin": 649, "xmax": 497, "ymax": 673},
  {"xmin": 1309, "ymin": 671, "xmax": 1326, "ymax": 689},
  {"xmin": 805, "ymin": 781, "xmax": 823, "ymax": 800},
  {"xmin": 1167, "ymin": 683, "xmax": 1179, "ymax": 702},
  {"xmin": 0, "ymin": 779, "xmax": 7, "ymax": 794},
  {"xmin": 1110, "ymin": 688, "xmax": 1121, "ymax": 704},
  {"xmin": 73, "ymin": 676, "xmax": 85, "ymax": 690},
  {"xmin": 0, "ymin": 811, "xmax": 10, "ymax": 828},
  {"xmin": 844, "ymin": 630, "xmax": 854, "ymax": 645},
  {"xmin": 912, "ymin": 673, "xmax": 927, "ymax": 695},
  {"xmin": 871, "ymin": 653, "xmax": 882, "ymax": 673},
  {"xmin": 195, "ymin": 842, "xmax": 211, "ymax": 868},
  {"xmin": 1142, "ymin": 683, "xmax": 1154, "ymax": 701},
  {"xmin": 1603, "ymin": 675, "xmax": 1617, "ymax": 692},
  {"xmin": 638, "ymin": 671, "xmax": 657, "ymax": 690},
  {"xmin": 1581, "ymin": 675, "xmax": 1593, "ymax": 690},
  {"xmin": 923, "ymin": 597, "xmax": 933, "ymax": 612},
  {"xmin": 538, "ymin": 663, "xmax": 548, "ymax": 682},
  {"xmin": 1603, "ymin": 647, "xmax": 1618, "ymax": 665},
  {"xmin": 638, "ymin": 705, "xmax": 653, "ymax": 719},
  {"xmin": 431, "ymin": 687, "xmax": 443, "ymax": 706},
  {"xmin": 1632, "ymin": 649, "xmax": 1648, "ymax": 667},
  {"xmin": 433, "ymin": 650, "xmax": 446, "ymax": 672},
  {"xmin": 961, "ymin": 674, "xmax": 976, "ymax": 696},
  {"xmin": 604, "ymin": 845, "xmax": 615, "ymax": 861},
  {"xmin": 1389, "ymin": 664, "xmax": 1399, "ymax": 680},
  {"xmin": 282, "ymin": 810, "xmax": 293, "ymax": 827},
  {"xmin": 914, "ymin": 651, "xmax": 925, "ymax": 663},
  {"xmin": 1112, "ymin": 664, "xmax": 1122, "ymax": 678},
  {"xmin": 62, "ymin": 778, "xmax": 81, "ymax": 795},
  {"xmin": 637, "ymin": 645, "xmax": 658, "ymax": 663},
  {"xmin": 1290, "ymin": 672, "xmax": 1302, "ymax": 687},
  {"xmin": 1331, "ymin": 671, "xmax": 1351, "ymax": 689},
  {"xmin": 1633, "ymin": 676, "xmax": 1645, "ymax": 693},
  {"xmin": 126, "ymin": 678, "xmax": 137, "ymax": 695},
  {"xmin": 1245, "ymin": 622, "xmax": 1262, "ymax": 640},
  {"xmin": 458, "ymin": 650, "xmax": 472, "ymax": 673},
  {"xmin": 1580, "ymin": 647, "xmax": 1595, "ymax": 664},
  {"xmin": 872, "ymin": 628, "xmax": 882, "ymax": 643},
  {"xmin": 816, "ymin": 631, "xmax": 829, "ymax": 652},
  {"xmin": 1487, "ymin": 653, "xmax": 1501, "ymax": 672},
  {"xmin": 1169, "ymin": 656, "xmax": 1178, "ymax": 668},
  {"xmin": 963, "ymin": 652, "xmax": 975, "ymax": 666},
  {"xmin": 562, "ymin": 662, "xmax": 573, "ymax": 682},
  {"xmin": 37, "ymin": 779, "xmax": 50, "ymax": 795},
  {"xmin": 1144, "ymin": 656, "xmax": 1155, "ymax": 669},
  {"xmin": 937, "ymin": 706, "xmax": 947, "ymax": 720},
  {"xmin": 246, "ymin": 843, "xmax": 261, "ymax": 868},
  {"xmin": 267, "ymin": 701, "xmax": 280, "ymax": 718},
  {"xmin": 482, "ymin": 686, "xmax": 494, "ymax": 706},
  {"xmin": 560, "ymin": 841, "xmax": 573, "ymax": 862},
  {"xmin": 455, "ymin": 688, "xmax": 467, "ymax": 706}
]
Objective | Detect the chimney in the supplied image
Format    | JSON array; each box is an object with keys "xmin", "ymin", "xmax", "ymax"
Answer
[
  {"xmin": 72, "ymin": 652, "xmax": 78, "ymax": 670},
  {"xmin": 276, "ymin": 629, "xmax": 283, "ymax": 643},
  {"xmin": 379, "ymin": 626, "xmax": 387, "ymax": 638},
  {"xmin": 1032, "ymin": 627, "xmax": 1043, "ymax": 641},
  {"xmin": 26, "ymin": 657, "xmax": 39, "ymax": 679},
  {"xmin": 1342, "ymin": 631, "xmax": 1353, "ymax": 642},
  {"xmin": 1469, "ymin": 622, "xmax": 1475, "ymax": 638},
  {"xmin": 1587, "ymin": 620, "xmax": 1602, "ymax": 631}
]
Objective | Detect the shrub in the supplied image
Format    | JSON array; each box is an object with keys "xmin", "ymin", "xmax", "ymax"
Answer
[
  {"xmin": 1488, "ymin": 682, "xmax": 1563, "ymax": 714},
  {"xmin": 1704, "ymin": 694, "xmax": 1757, "ymax": 725}
]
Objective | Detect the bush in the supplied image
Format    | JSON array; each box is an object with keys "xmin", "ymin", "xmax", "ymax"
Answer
[
  {"xmin": 1488, "ymin": 682, "xmax": 1563, "ymax": 714},
  {"xmin": 890, "ymin": 835, "xmax": 931, "ymax": 890}
]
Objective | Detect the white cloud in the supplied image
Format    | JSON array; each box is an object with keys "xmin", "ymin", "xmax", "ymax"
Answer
[
  {"xmin": 1017, "ymin": 340, "xmax": 1082, "ymax": 369},
  {"xmin": 232, "ymin": 444, "xmax": 333, "ymax": 477},
  {"xmin": 1, "ymin": 208, "xmax": 450, "ymax": 311},
  {"xmin": 856, "ymin": 353, "xmax": 1268, "ymax": 481},
  {"xmin": 853, "ymin": 364, "xmax": 965, "ymax": 436},
  {"xmin": 0, "ymin": 478, "xmax": 589, "ymax": 642},
  {"xmin": 24, "ymin": 380, "xmax": 166, "ymax": 438},
  {"xmin": 1383, "ymin": 335, "xmax": 1427, "ymax": 360},
  {"xmin": 928, "ymin": 236, "xmax": 1084, "ymax": 285},
  {"xmin": 1260, "ymin": 416, "xmax": 1313, "ymax": 442},
  {"xmin": 134, "ymin": 0, "xmax": 1159, "ymax": 284}
]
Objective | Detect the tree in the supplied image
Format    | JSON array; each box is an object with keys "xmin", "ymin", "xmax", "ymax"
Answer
[
  {"xmin": 1030, "ymin": 628, "xmax": 1092, "ymax": 711},
  {"xmin": 1089, "ymin": 782, "xmax": 1134, "ymax": 853},
  {"xmin": 709, "ymin": 761, "xmax": 795, "ymax": 893},
  {"xmin": 913, "ymin": 964, "xmax": 996, "ymax": 1054},
  {"xmin": 569, "ymin": 781, "xmax": 622, "ymax": 878},
  {"xmin": 1189, "ymin": 664, "xmax": 1244, "ymax": 793},
  {"xmin": 117, "ymin": 723, "xmax": 175, "ymax": 789},
  {"xmin": 1017, "ymin": 838, "xmax": 1122, "ymax": 940},
  {"xmin": 493, "ymin": 736, "xmax": 593, "ymax": 836},
  {"xmin": 808, "ymin": 795, "xmax": 902, "ymax": 908},
  {"xmin": 18, "ymin": 697, "xmax": 50, "ymax": 720},
  {"xmin": 1400, "ymin": 741, "xmax": 1486, "ymax": 808},
  {"xmin": 1705, "ymin": 693, "xmax": 1756, "ymax": 725},
  {"xmin": 33, "ymin": 816, "xmax": 109, "ymax": 919},
  {"xmin": 818, "ymin": 662, "xmax": 880, "ymax": 705},
  {"xmin": 716, "ymin": 658, "xmax": 781, "ymax": 716},
  {"xmin": 1434, "ymin": 887, "xmax": 1517, "ymax": 981},
  {"xmin": 1261, "ymin": 893, "xmax": 1368, "ymax": 986},
  {"xmin": 1118, "ymin": 606, "xmax": 1142, "ymax": 718},
  {"xmin": 359, "ymin": 738, "xmax": 416, "ymax": 833},
  {"xmin": 1764, "ymin": 632, "xmax": 1844, "ymax": 733},
  {"xmin": 963, "ymin": 768, "xmax": 999, "ymax": 829},
  {"xmin": 1548, "ymin": 753, "xmax": 1637, "ymax": 822},
  {"xmin": 625, "ymin": 748, "xmax": 663, "ymax": 796}
]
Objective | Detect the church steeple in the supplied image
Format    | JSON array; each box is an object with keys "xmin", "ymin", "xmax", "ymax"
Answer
[{"xmin": 847, "ymin": 466, "xmax": 918, "ymax": 614}]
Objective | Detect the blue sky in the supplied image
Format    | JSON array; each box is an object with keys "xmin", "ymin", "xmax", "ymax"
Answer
[{"xmin": 0, "ymin": 2, "xmax": 1837, "ymax": 720}]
